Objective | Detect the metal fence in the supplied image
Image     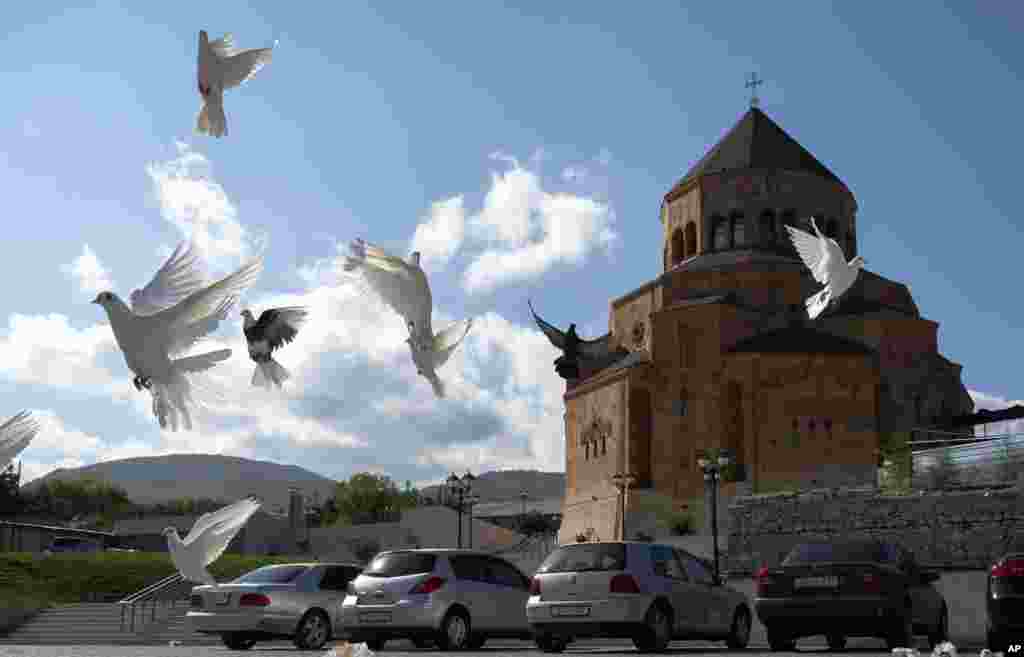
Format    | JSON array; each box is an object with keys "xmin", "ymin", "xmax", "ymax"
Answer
[{"xmin": 911, "ymin": 431, "xmax": 1024, "ymax": 490}]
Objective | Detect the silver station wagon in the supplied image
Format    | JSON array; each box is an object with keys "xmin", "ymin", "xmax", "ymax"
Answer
[
  {"xmin": 526, "ymin": 541, "xmax": 753, "ymax": 653},
  {"xmin": 341, "ymin": 548, "xmax": 534, "ymax": 650},
  {"xmin": 188, "ymin": 561, "xmax": 362, "ymax": 651}
]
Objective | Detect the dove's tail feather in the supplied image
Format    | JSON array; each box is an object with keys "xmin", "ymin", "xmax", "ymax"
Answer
[
  {"xmin": 805, "ymin": 288, "xmax": 831, "ymax": 320},
  {"xmin": 196, "ymin": 99, "xmax": 227, "ymax": 138},
  {"xmin": 252, "ymin": 358, "xmax": 290, "ymax": 388}
]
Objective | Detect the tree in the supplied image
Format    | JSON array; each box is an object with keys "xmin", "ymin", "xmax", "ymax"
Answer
[
  {"xmin": 330, "ymin": 472, "xmax": 420, "ymax": 524},
  {"xmin": 0, "ymin": 462, "xmax": 22, "ymax": 515}
]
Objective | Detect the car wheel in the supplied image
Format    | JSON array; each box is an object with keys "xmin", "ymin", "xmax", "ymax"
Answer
[
  {"xmin": 726, "ymin": 606, "xmax": 752, "ymax": 649},
  {"xmin": 535, "ymin": 634, "xmax": 568, "ymax": 653},
  {"xmin": 632, "ymin": 603, "xmax": 672, "ymax": 653},
  {"xmin": 293, "ymin": 609, "xmax": 331, "ymax": 650},
  {"xmin": 412, "ymin": 636, "xmax": 435, "ymax": 648},
  {"xmin": 436, "ymin": 609, "xmax": 472, "ymax": 650},
  {"xmin": 221, "ymin": 632, "xmax": 257, "ymax": 650},
  {"xmin": 885, "ymin": 605, "xmax": 914, "ymax": 650},
  {"xmin": 928, "ymin": 605, "xmax": 949, "ymax": 649},
  {"xmin": 366, "ymin": 638, "xmax": 386, "ymax": 651},
  {"xmin": 467, "ymin": 633, "xmax": 487, "ymax": 649},
  {"xmin": 827, "ymin": 633, "xmax": 847, "ymax": 651},
  {"xmin": 766, "ymin": 627, "xmax": 796, "ymax": 652}
]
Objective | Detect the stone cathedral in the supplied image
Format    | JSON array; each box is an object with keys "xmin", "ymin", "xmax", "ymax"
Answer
[{"xmin": 557, "ymin": 105, "xmax": 974, "ymax": 545}]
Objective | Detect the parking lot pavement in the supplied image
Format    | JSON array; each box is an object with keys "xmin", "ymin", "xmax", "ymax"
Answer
[{"xmin": 0, "ymin": 637, "xmax": 989, "ymax": 657}]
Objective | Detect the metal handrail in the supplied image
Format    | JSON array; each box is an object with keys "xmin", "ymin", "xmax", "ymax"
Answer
[{"xmin": 118, "ymin": 573, "xmax": 191, "ymax": 632}]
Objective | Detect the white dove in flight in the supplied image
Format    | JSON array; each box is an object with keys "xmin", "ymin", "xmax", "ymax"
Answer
[
  {"xmin": 342, "ymin": 239, "xmax": 473, "ymax": 398},
  {"xmin": 163, "ymin": 497, "xmax": 261, "ymax": 588},
  {"xmin": 0, "ymin": 411, "xmax": 41, "ymax": 469},
  {"xmin": 92, "ymin": 241, "xmax": 262, "ymax": 430},
  {"xmin": 196, "ymin": 31, "xmax": 274, "ymax": 138},
  {"xmin": 785, "ymin": 217, "xmax": 866, "ymax": 320}
]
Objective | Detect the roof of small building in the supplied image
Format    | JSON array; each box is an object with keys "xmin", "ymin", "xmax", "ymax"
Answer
[{"xmin": 666, "ymin": 107, "xmax": 843, "ymax": 201}]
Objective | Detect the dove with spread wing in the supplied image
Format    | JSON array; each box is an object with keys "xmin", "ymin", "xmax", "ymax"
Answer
[
  {"xmin": 196, "ymin": 31, "xmax": 274, "ymax": 138},
  {"xmin": 92, "ymin": 240, "xmax": 262, "ymax": 430},
  {"xmin": 163, "ymin": 497, "xmax": 261, "ymax": 587},
  {"xmin": 0, "ymin": 411, "xmax": 41, "ymax": 470},
  {"xmin": 785, "ymin": 216, "xmax": 866, "ymax": 320},
  {"xmin": 241, "ymin": 306, "xmax": 310, "ymax": 388},
  {"xmin": 342, "ymin": 239, "xmax": 472, "ymax": 398}
]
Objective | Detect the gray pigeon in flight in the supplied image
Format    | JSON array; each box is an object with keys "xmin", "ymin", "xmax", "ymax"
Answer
[
  {"xmin": 0, "ymin": 411, "xmax": 40, "ymax": 469},
  {"xmin": 241, "ymin": 307, "xmax": 309, "ymax": 388},
  {"xmin": 196, "ymin": 31, "xmax": 274, "ymax": 138}
]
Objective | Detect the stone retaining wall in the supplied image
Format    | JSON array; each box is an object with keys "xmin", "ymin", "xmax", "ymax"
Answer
[{"xmin": 727, "ymin": 486, "xmax": 1024, "ymax": 573}]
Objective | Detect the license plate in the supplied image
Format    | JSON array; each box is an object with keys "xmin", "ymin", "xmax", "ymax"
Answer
[
  {"xmin": 794, "ymin": 576, "xmax": 838, "ymax": 589},
  {"xmin": 553, "ymin": 605, "xmax": 590, "ymax": 617},
  {"xmin": 360, "ymin": 612, "xmax": 392, "ymax": 623},
  {"xmin": 214, "ymin": 593, "xmax": 231, "ymax": 605}
]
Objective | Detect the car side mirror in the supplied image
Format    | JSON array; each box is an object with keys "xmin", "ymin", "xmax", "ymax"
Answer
[{"xmin": 920, "ymin": 570, "xmax": 941, "ymax": 584}]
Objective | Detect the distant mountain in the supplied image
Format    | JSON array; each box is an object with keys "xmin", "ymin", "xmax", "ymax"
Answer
[
  {"xmin": 20, "ymin": 454, "xmax": 338, "ymax": 513},
  {"xmin": 419, "ymin": 470, "xmax": 565, "ymax": 504}
]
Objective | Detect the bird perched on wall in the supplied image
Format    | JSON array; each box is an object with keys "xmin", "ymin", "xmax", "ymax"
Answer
[
  {"xmin": 0, "ymin": 411, "xmax": 40, "ymax": 469},
  {"xmin": 343, "ymin": 239, "xmax": 473, "ymax": 398},
  {"xmin": 163, "ymin": 497, "xmax": 261, "ymax": 588},
  {"xmin": 196, "ymin": 30, "xmax": 274, "ymax": 138},
  {"xmin": 92, "ymin": 240, "xmax": 262, "ymax": 430},
  {"xmin": 528, "ymin": 299, "xmax": 613, "ymax": 380},
  {"xmin": 784, "ymin": 216, "xmax": 866, "ymax": 320},
  {"xmin": 241, "ymin": 307, "xmax": 309, "ymax": 388}
]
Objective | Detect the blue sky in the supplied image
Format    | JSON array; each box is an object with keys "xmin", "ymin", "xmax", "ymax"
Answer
[{"xmin": 1, "ymin": 2, "xmax": 1021, "ymax": 491}]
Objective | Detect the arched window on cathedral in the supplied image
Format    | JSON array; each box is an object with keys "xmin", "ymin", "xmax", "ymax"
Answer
[
  {"xmin": 601, "ymin": 436, "xmax": 607, "ymax": 456},
  {"xmin": 584, "ymin": 441, "xmax": 590, "ymax": 460},
  {"xmin": 825, "ymin": 219, "xmax": 839, "ymax": 240},
  {"xmin": 730, "ymin": 212, "xmax": 746, "ymax": 247},
  {"xmin": 712, "ymin": 215, "xmax": 729, "ymax": 251},
  {"xmin": 759, "ymin": 210, "xmax": 776, "ymax": 246},
  {"xmin": 671, "ymin": 228, "xmax": 685, "ymax": 265},
  {"xmin": 685, "ymin": 221, "xmax": 697, "ymax": 257}
]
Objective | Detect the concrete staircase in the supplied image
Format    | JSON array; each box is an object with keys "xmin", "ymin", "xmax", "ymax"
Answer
[{"xmin": 0, "ymin": 601, "xmax": 222, "ymax": 646}]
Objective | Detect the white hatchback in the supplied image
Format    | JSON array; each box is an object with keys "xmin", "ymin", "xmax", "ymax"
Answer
[{"xmin": 526, "ymin": 541, "xmax": 753, "ymax": 653}]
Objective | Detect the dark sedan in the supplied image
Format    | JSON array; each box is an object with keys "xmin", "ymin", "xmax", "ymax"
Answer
[
  {"xmin": 754, "ymin": 538, "xmax": 948, "ymax": 651},
  {"xmin": 987, "ymin": 552, "xmax": 1024, "ymax": 651}
]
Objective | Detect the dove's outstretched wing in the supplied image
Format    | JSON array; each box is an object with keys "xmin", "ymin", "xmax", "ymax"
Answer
[
  {"xmin": 785, "ymin": 222, "xmax": 833, "ymax": 285},
  {"xmin": 130, "ymin": 241, "xmax": 208, "ymax": 316},
  {"xmin": 172, "ymin": 349, "xmax": 232, "ymax": 374},
  {"xmin": 184, "ymin": 498, "xmax": 260, "ymax": 545},
  {"xmin": 186, "ymin": 498, "xmax": 261, "ymax": 567},
  {"xmin": 527, "ymin": 300, "xmax": 568, "ymax": 350},
  {"xmin": 431, "ymin": 319, "xmax": 473, "ymax": 369},
  {"xmin": 157, "ymin": 258, "xmax": 263, "ymax": 335},
  {"xmin": 168, "ymin": 296, "xmax": 237, "ymax": 357},
  {"xmin": 254, "ymin": 307, "xmax": 309, "ymax": 352},
  {"xmin": 0, "ymin": 411, "xmax": 40, "ymax": 467},
  {"xmin": 221, "ymin": 47, "xmax": 273, "ymax": 89},
  {"xmin": 347, "ymin": 240, "xmax": 433, "ymax": 336}
]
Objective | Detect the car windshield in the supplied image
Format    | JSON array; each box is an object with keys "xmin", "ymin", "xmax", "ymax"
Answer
[
  {"xmin": 537, "ymin": 543, "xmax": 626, "ymax": 573},
  {"xmin": 363, "ymin": 552, "xmax": 437, "ymax": 577},
  {"xmin": 784, "ymin": 541, "xmax": 884, "ymax": 564},
  {"xmin": 231, "ymin": 565, "xmax": 308, "ymax": 584}
]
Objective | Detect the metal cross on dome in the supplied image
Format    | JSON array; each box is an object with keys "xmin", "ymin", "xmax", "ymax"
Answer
[{"xmin": 746, "ymin": 73, "xmax": 763, "ymax": 108}]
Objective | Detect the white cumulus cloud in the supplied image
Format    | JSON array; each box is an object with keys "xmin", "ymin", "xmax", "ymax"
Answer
[
  {"xmin": 61, "ymin": 244, "xmax": 114, "ymax": 294},
  {"xmin": 461, "ymin": 153, "xmax": 618, "ymax": 294},
  {"xmin": 968, "ymin": 389, "xmax": 1024, "ymax": 436},
  {"xmin": 410, "ymin": 196, "xmax": 466, "ymax": 271}
]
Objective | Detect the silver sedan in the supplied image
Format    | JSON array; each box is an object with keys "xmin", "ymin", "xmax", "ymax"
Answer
[{"xmin": 187, "ymin": 561, "xmax": 363, "ymax": 651}]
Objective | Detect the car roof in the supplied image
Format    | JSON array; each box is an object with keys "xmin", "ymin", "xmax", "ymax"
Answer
[
  {"xmin": 256, "ymin": 562, "xmax": 363, "ymax": 568},
  {"xmin": 377, "ymin": 548, "xmax": 504, "ymax": 556},
  {"xmin": 997, "ymin": 552, "xmax": 1024, "ymax": 561}
]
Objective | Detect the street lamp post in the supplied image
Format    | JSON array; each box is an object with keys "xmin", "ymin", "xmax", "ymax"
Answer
[
  {"xmin": 611, "ymin": 472, "xmax": 637, "ymax": 541},
  {"xmin": 466, "ymin": 494, "xmax": 480, "ymax": 549},
  {"xmin": 446, "ymin": 471, "xmax": 475, "ymax": 548},
  {"xmin": 697, "ymin": 450, "xmax": 734, "ymax": 584}
]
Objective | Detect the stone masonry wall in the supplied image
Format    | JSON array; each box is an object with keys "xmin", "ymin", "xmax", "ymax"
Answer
[{"xmin": 726, "ymin": 486, "xmax": 1024, "ymax": 574}]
